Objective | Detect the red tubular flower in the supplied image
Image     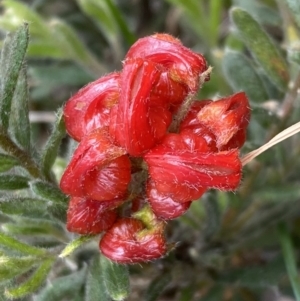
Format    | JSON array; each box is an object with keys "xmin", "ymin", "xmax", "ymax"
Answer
[
  {"xmin": 64, "ymin": 73, "xmax": 120, "ymax": 141},
  {"xmin": 99, "ymin": 217, "xmax": 167, "ymax": 263},
  {"xmin": 147, "ymin": 180, "xmax": 191, "ymax": 219},
  {"xmin": 66, "ymin": 197, "xmax": 122, "ymax": 235},
  {"xmin": 60, "ymin": 128, "xmax": 131, "ymax": 201},
  {"xmin": 197, "ymin": 92, "xmax": 250, "ymax": 149},
  {"xmin": 125, "ymin": 33, "xmax": 208, "ymax": 93},
  {"xmin": 144, "ymin": 130, "xmax": 242, "ymax": 202},
  {"xmin": 110, "ymin": 58, "xmax": 172, "ymax": 156}
]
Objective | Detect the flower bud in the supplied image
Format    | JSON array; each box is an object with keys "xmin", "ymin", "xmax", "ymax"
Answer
[
  {"xmin": 110, "ymin": 58, "xmax": 172, "ymax": 156},
  {"xmin": 66, "ymin": 197, "xmax": 122, "ymax": 235},
  {"xmin": 147, "ymin": 180, "xmax": 191, "ymax": 219},
  {"xmin": 144, "ymin": 131, "xmax": 242, "ymax": 202},
  {"xmin": 60, "ymin": 128, "xmax": 131, "ymax": 201},
  {"xmin": 64, "ymin": 72, "xmax": 120, "ymax": 141},
  {"xmin": 125, "ymin": 33, "xmax": 208, "ymax": 92},
  {"xmin": 197, "ymin": 92, "xmax": 250, "ymax": 149},
  {"xmin": 100, "ymin": 218, "xmax": 167, "ymax": 263}
]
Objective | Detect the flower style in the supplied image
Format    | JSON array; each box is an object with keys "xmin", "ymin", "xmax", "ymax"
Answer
[{"xmin": 60, "ymin": 33, "xmax": 250, "ymax": 263}]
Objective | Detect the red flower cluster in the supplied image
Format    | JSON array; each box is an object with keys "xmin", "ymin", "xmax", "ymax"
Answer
[{"xmin": 60, "ymin": 34, "xmax": 250, "ymax": 264}]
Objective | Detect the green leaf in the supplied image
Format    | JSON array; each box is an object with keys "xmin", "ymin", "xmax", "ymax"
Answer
[
  {"xmin": 284, "ymin": 0, "xmax": 300, "ymax": 28},
  {"xmin": 1, "ymin": 0, "xmax": 51, "ymax": 38},
  {"xmin": 222, "ymin": 51, "xmax": 269, "ymax": 104},
  {"xmin": 144, "ymin": 273, "xmax": 172, "ymax": 301},
  {"xmin": 5, "ymin": 258, "xmax": 53, "ymax": 299},
  {"xmin": 0, "ymin": 197, "xmax": 47, "ymax": 217},
  {"xmin": 233, "ymin": 0, "xmax": 281, "ymax": 27},
  {"xmin": 217, "ymin": 256, "xmax": 285, "ymax": 288},
  {"xmin": 9, "ymin": 65, "xmax": 31, "ymax": 152},
  {"xmin": 36, "ymin": 267, "xmax": 86, "ymax": 301},
  {"xmin": 40, "ymin": 108, "xmax": 66, "ymax": 181},
  {"xmin": 203, "ymin": 193, "xmax": 220, "ymax": 241},
  {"xmin": 27, "ymin": 41, "xmax": 66, "ymax": 59},
  {"xmin": 278, "ymin": 222, "xmax": 300, "ymax": 300},
  {"xmin": 0, "ymin": 175, "xmax": 29, "ymax": 190},
  {"xmin": 2, "ymin": 220, "xmax": 64, "ymax": 240},
  {"xmin": 0, "ymin": 23, "xmax": 29, "ymax": 130},
  {"xmin": 77, "ymin": 0, "xmax": 119, "ymax": 44},
  {"xmin": 105, "ymin": 0, "xmax": 136, "ymax": 46},
  {"xmin": 0, "ymin": 154, "xmax": 20, "ymax": 172},
  {"xmin": 100, "ymin": 255, "xmax": 130, "ymax": 301},
  {"xmin": 230, "ymin": 7, "xmax": 289, "ymax": 91},
  {"xmin": 30, "ymin": 180, "xmax": 68, "ymax": 204},
  {"xmin": 0, "ymin": 255, "xmax": 39, "ymax": 281},
  {"xmin": 85, "ymin": 255, "xmax": 111, "ymax": 301},
  {"xmin": 0, "ymin": 232, "xmax": 46, "ymax": 256},
  {"xmin": 49, "ymin": 19, "xmax": 105, "ymax": 75}
]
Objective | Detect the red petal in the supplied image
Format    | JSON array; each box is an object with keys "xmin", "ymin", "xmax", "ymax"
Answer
[
  {"xmin": 147, "ymin": 180, "xmax": 191, "ymax": 219},
  {"xmin": 125, "ymin": 34, "xmax": 208, "ymax": 92},
  {"xmin": 67, "ymin": 197, "xmax": 121, "ymax": 235},
  {"xmin": 64, "ymin": 73, "xmax": 120, "ymax": 141},
  {"xmin": 110, "ymin": 58, "xmax": 171, "ymax": 156},
  {"xmin": 60, "ymin": 128, "xmax": 131, "ymax": 201},
  {"xmin": 100, "ymin": 218, "xmax": 167, "ymax": 263},
  {"xmin": 197, "ymin": 92, "xmax": 250, "ymax": 148}
]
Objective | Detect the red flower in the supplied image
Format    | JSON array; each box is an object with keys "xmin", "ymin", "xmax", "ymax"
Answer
[
  {"xmin": 196, "ymin": 92, "xmax": 250, "ymax": 149},
  {"xmin": 100, "ymin": 218, "xmax": 167, "ymax": 263},
  {"xmin": 64, "ymin": 73, "xmax": 120, "ymax": 141},
  {"xmin": 110, "ymin": 58, "xmax": 172, "ymax": 156},
  {"xmin": 66, "ymin": 197, "xmax": 122, "ymax": 235},
  {"xmin": 144, "ymin": 130, "xmax": 242, "ymax": 202},
  {"xmin": 60, "ymin": 128, "xmax": 131, "ymax": 201},
  {"xmin": 147, "ymin": 180, "xmax": 191, "ymax": 219},
  {"xmin": 125, "ymin": 33, "xmax": 208, "ymax": 92}
]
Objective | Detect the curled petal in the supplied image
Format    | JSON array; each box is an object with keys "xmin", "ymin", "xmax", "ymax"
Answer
[
  {"xmin": 67, "ymin": 197, "xmax": 122, "ymax": 235},
  {"xmin": 144, "ymin": 132, "xmax": 242, "ymax": 202},
  {"xmin": 125, "ymin": 33, "xmax": 208, "ymax": 92},
  {"xmin": 110, "ymin": 58, "xmax": 171, "ymax": 156},
  {"xmin": 100, "ymin": 218, "xmax": 167, "ymax": 263},
  {"xmin": 197, "ymin": 92, "xmax": 251, "ymax": 149},
  {"xmin": 60, "ymin": 128, "xmax": 131, "ymax": 201},
  {"xmin": 64, "ymin": 73, "xmax": 120, "ymax": 141},
  {"xmin": 147, "ymin": 181, "xmax": 191, "ymax": 219}
]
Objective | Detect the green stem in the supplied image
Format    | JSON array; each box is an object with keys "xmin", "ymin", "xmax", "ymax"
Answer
[
  {"xmin": 0, "ymin": 127, "xmax": 43, "ymax": 179},
  {"xmin": 278, "ymin": 222, "xmax": 300, "ymax": 301}
]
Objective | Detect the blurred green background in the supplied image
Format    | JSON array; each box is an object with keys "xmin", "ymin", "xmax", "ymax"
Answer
[{"xmin": 1, "ymin": 0, "xmax": 300, "ymax": 300}]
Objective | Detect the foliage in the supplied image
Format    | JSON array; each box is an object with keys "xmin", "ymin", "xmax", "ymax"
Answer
[{"xmin": 0, "ymin": 0, "xmax": 300, "ymax": 300}]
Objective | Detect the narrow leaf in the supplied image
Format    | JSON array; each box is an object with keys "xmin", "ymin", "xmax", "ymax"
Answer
[
  {"xmin": 41, "ymin": 108, "xmax": 66, "ymax": 181},
  {"xmin": 284, "ymin": 0, "xmax": 300, "ymax": 28},
  {"xmin": 9, "ymin": 64, "xmax": 31, "ymax": 152},
  {"xmin": 0, "ymin": 154, "xmax": 20, "ymax": 172},
  {"xmin": 100, "ymin": 255, "xmax": 130, "ymax": 301},
  {"xmin": 230, "ymin": 7, "xmax": 289, "ymax": 90},
  {"xmin": 144, "ymin": 273, "xmax": 172, "ymax": 301},
  {"xmin": 0, "ymin": 255, "xmax": 39, "ymax": 281},
  {"xmin": 0, "ymin": 197, "xmax": 47, "ymax": 217},
  {"xmin": 0, "ymin": 232, "xmax": 46, "ymax": 256},
  {"xmin": 278, "ymin": 222, "xmax": 300, "ymax": 300},
  {"xmin": 36, "ymin": 267, "xmax": 86, "ymax": 301},
  {"xmin": 85, "ymin": 255, "xmax": 111, "ymax": 301},
  {"xmin": 222, "ymin": 51, "xmax": 269, "ymax": 104},
  {"xmin": 5, "ymin": 259, "xmax": 53, "ymax": 299},
  {"xmin": 2, "ymin": 0, "xmax": 51, "ymax": 38},
  {"xmin": 105, "ymin": 0, "xmax": 136, "ymax": 45},
  {"xmin": 30, "ymin": 180, "xmax": 68, "ymax": 204},
  {"xmin": 217, "ymin": 256, "xmax": 285, "ymax": 288},
  {"xmin": 0, "ymin": 175, "xmax": 29, "ymax": 190},
  {"xmin": 0, "ymin": 23, "xmax": 29, "ymax": 130},
  {"xmin": 203, "ymin": 193, "xmax": 220, "ymax": 241}
]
